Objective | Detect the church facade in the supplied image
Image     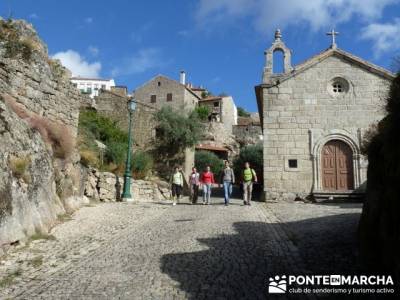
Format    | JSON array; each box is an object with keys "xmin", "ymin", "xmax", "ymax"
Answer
[{"xmin": 255, "ymin": 30, "xmax": 395, "ymax": 201}]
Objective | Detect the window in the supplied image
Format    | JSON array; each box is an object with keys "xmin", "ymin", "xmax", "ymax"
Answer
[
  {"xmin": 101, "ymin": 84, "xmax": 106, "ymax": 89},
  {"xmin": 167, "ymin": 93, "xmax": 173, "ymax": 102},
  {"xmin": 150, "ymin": 95, "xmax": 156, "ymax": 103},
  {"xmin": 328, "ymin": 77, "xmax": 350, "ymax": 97},
  {"xmin": 87, "ymin": 87, "xmax": 92, "ymax": 94},
  {"xmin": 158, "ymin": 81, "xmax": 161, "ymax": 87},
  {"xmin": 332, "ymin": 83, "xmax": 342, "ymax": 93},
  {"xmin": 214, "ymin": 102, "xmax": 219, "ymax": 107},
  {"xmin": 288, "ymin": 159, "xmax": 298, "ymax": 168}
]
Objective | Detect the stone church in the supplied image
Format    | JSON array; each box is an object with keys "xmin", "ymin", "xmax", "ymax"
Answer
[{"xmin": 255, "ymin": 29, "xmax": 395, "ymax": 201}]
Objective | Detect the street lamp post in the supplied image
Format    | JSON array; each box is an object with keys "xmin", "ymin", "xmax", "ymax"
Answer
[{"xmin": 121, "ymin": 98, "xmax": 137, "ymax": 202}]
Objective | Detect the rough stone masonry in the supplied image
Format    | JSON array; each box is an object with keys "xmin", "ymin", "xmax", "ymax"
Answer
[{"xmin": 256, "ymin": 29, "xmax": 394, "ymax": 201}]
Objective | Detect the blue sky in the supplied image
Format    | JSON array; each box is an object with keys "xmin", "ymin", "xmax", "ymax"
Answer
[{"xmin": 1, "ymin": 0, "xmax": 400, "ymax": 112}]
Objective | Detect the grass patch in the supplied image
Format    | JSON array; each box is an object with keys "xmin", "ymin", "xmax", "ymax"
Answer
[
  {"xmin": 28, "ymin": 256, "xmax": 43, "ymax": 268},
  {"xmin": 29, "ymin": 233, "xmax": 57, "ymax": 242},
  {"xmin": 0, "ymin": 269, "xmax": 22, "ymax": 288},
  {"xmin": 9, "ymin": 155, "xmax": 31, "ymax": 183},
  {"xmin": 57, "ymin": 213, "xmax": 73, "ymax": 222}
]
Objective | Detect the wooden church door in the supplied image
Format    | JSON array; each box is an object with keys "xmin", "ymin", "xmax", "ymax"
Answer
[{"xmin": 322, "ymin": 140, "xmax": 354, "ymax": 191}]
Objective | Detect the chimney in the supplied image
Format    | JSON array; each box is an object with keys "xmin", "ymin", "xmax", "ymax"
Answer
[{"xmin": 180, "ymin": 70, "xmax": 186, "ymax": 85}]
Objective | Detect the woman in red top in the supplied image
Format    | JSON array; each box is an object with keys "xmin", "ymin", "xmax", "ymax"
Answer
[{"xmin": 200, "ymin": 166, "xmax": 215, "ymax": 205}]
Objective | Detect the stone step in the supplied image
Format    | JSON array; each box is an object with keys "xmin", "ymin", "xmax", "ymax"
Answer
[{"xmin": 312, "ymin": 191, "xmax": 365, "ymax": 203}]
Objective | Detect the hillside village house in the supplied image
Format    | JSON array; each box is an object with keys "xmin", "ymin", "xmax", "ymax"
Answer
[
  {"xmin": 256, "ymin": 29, "xmax": 394, "ymax": 201},
  {"xmin": 198, "ymin": 95, "xmax": 238, "ymax": 134},
  {"xmin": 71, "ymin": 77, "xmax": 115, "ymax": 98}
]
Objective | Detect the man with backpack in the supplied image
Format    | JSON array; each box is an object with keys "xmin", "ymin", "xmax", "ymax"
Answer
[{"xmin": 242, "ymin": 162, "xmax": 257, "ymax": 206}]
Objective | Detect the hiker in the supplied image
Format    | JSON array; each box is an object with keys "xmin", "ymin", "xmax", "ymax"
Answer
[
  {"xmin": 220, "ymin": 160, "xmax": 235, "ymax": 206},
  {"xmin": 170, "ymin": 166, "xmax": 183, "ymax": 206},
  {"xmin": 200, "ymin": 166, "xmax": 215, "ymax": 205},
  {"xmin": 189, "ymin": 167, "xmax": 200, "ymax": 204},
  {"xmin": 242, "ymin": 162, "xmax": 257, "ymax": 206}
]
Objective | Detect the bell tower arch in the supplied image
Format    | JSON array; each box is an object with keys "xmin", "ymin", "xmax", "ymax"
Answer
[{"xmin": 263, "ymin": 29, "xmax": 292, "ymax": 83}]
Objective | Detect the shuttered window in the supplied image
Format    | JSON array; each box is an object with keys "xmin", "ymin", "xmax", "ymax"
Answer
[
  {"xmin": 167, "ymin": 93, "xmax": 173, "ymax": 102},
  {"xmin": 150, "ymin": 95, "xmax": 156, "ymax": 103}
]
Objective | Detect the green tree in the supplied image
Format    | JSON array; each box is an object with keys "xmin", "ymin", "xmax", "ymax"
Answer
[
  {"xmin": 237, "ymin": 106, "xmax": 251, "ymax": 117},
  {"xmin": 153, "ymin": 107, "xmax": 204, "ymax": 176},
  {"xmin": 194, "ymin": 105, "xmax": 210, "ymax": 121},
  {"xmin": 195, "ymin": 151, "xmax": 224, "ymax": 177},
  {"xmin": 233, "ymin": 144, "xmax": 263, "ymax": 182}
]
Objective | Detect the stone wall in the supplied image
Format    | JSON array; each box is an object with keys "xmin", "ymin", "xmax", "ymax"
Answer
[
  {"xmin": 220, "ymin": 96, "xmax": 237, "ymax": 134},
  {"xmin": 0, "ymin": 20, "xmax": 89, "ymax": 137},
  {"xmin": 84, "ymin": 169, "xmax": 171, "ymax": 202},
  {"xmin": 260, "ymin": 54, "xmax": 391, "ymax": 200},
  {"xmin": 0, "ymin": 19, "xmax": 89, "ymax": 251},
  {"xmin": 95, "ymin": 89, "xmax": 157, "ymax": 150}
]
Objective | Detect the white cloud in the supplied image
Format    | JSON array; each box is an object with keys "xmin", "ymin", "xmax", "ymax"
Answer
[
  {"xmin": 361, "ymin": 18, "xmax": 400, "ymax": 57},
  {"xmin": 88, "ymin": 46, "xmax": 99, "ymax": 56},
  {"xmin": 29, "ymin": 13, "xmax": 39, "ymax": 19},
  {"xmin": 52, "ymin": 50, "xmax": 101, "ymax": 77},
  {"xmin": 196, "ymin": 0, "xmax": 399, "ymax": 33},
  {"xmin": 85, "ymin": 17, "xmax": 93, "ymax": 24},
  {"xmin": 111, "ymin": 48, "xmax": 167, "ymax": 77}
]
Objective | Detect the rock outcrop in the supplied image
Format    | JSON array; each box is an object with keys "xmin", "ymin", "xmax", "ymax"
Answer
[
  {"xmin": 199, "ymin": 121, "xmax": 240, "ymax": 158},
  {"xmin": 0, "ymin": 19, "xmax": 89, "ymax": 250}
]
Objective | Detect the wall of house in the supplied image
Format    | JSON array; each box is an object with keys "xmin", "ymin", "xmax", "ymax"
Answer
[
  {"xmin": 135, "ymin": 76, "xmax": 197, "ymax": 113},
  {"xmin": 262, "ymin": 55, "xmax": 390, "ymax": 200},
  {"xmin": 221, "ymin": 96, "xmax": 237, "ymax": 134}
]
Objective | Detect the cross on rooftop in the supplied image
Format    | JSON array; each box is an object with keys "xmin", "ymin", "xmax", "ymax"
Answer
[{"xmin": 326, "ymin": 29, "xmax": 339, "ymax": 48}]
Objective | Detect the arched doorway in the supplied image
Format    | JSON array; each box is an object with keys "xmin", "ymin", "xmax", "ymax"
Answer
[{"xmin": 321, "ymin": 140, "xmax": 354, "ymax": 191}]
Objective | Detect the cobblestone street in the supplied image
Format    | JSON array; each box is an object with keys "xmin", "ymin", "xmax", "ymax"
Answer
[{"xmin": 0, "ymin": 196, "xmax": 362, "ymax": 300}]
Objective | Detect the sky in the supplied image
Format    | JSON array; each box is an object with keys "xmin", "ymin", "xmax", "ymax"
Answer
[{"xmin": 1, "ymin": 0, "xmax": 400, "ymax": 112}]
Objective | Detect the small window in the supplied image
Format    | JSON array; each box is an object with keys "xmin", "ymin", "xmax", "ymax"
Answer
[
  {"xmin": 288, "ymin": 159, "xmax": 298, "ymax": 168},
  {"xmin": 101, "ymin": 84, "xmax": 106, "ymax": 89},
  {"xmin": 87, "ymin": 87, "xmax": 92, "ymax": 94},
  {"xmin": 167, "ymin": 93, "xmax": 172, "ymax": 102},
  {"xmin": 150, "ymin": 95, "xmax": 156, "ymax": 103},
  {"xmin": 214, "ymin": 102, "xmax": 219, "ymax": 107},
  {"xmin": 158, "ymin": 81, "xmax": 161, "ymax": 87},
  {"xmin": 332, "ymin": 83, "xmax": 342, "ymax": 93}
]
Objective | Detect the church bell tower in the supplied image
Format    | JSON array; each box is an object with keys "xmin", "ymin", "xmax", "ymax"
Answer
[{"xmin": 262, "ymin": 29, "xmax": 292, "ymax": 84}]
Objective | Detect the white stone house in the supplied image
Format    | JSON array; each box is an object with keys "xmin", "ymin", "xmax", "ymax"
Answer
[
  {"xmin": 255, "ymin": 29, "xmax": 395, "ymax": 201},
  {"xmin": 71, "ymin": 77, "xmax": 115, "ymax": 98},
  {"xmin": 198, "ymin": 95, "xmax": 238, "ymax": 134}
]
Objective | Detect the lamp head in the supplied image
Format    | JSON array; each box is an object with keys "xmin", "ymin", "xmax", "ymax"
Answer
[{"xmin": 128, "ymin": 99, "xmax": 136, "ymax": 112}]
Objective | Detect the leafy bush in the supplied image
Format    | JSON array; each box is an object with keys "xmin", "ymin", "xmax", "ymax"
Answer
[
  {"xmin": 78, "ymin": 109, "xmax": 129, "ymax": 168},
  {"xmin": 195, "ymin": 151, "xmax": 224, "ymax": 177},
  {"xmin": 233, "ymin": 144, "xmax": 263, "ymax": 182},
  {"xmin": 131, "ymin": 150, "xmax": 154, "ymax": 179},
  {"xmin": 237, "ymin": 106, "xmax": 251, "ymax": 117},
  {"xmin": 194, "ymin": 105, "xmax": 210, "ymax": 121}
]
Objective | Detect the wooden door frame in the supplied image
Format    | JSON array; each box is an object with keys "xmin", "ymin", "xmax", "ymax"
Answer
[{"xmin": 310, "ymin": 131, "xmax": 361, "ymax": 193}]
